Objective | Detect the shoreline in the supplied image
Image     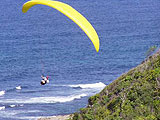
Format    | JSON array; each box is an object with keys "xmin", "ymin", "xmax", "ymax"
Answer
[{"xmin": 38, "ymin": 114, "xmax": 72, "ymax": 120}]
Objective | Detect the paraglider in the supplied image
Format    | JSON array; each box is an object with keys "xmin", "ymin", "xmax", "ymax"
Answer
[
  {"xmin": 22, "ymin": 0, "xmax": 100, "ymax": 85},
  {"xmin": 22, "ymin": 0, "xmax": 100, "ymax": 52}
]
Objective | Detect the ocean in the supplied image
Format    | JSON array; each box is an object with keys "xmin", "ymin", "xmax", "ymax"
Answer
[{"xmin": 0, "ymin": 0, "xmax": 160, "ymax": 119}]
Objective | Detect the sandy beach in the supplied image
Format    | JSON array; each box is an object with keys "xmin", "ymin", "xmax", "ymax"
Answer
[{"xmin": 38, "ymin": 114, "xmax": 72, "ymax": 120}]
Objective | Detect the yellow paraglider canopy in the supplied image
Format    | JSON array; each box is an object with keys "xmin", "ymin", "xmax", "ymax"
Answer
[{"xmin": 22, "ymin": 0, "xmax": 100, "ymax": 52}]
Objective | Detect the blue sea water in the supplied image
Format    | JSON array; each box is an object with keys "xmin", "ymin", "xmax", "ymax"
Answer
[{"xmin": 0, "ymin": 0, "xmax": 160, "ymax": 119}]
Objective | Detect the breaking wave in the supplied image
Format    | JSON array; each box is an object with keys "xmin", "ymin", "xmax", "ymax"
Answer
[
  {"xmin": 0, "ymin": 93, "xmax": 87, "ymax": 104},
  {"xmin": 9, "ymin": 104, "xmax": 16, "ymax": 108},
  {"xmin": 69, "ymin": 82, "xmax": 106, "ymax": 89},
  {"xmin": 0, "ymin": 106, "xmax": 5, "ymax": 110},
  {"xmin": 16, "ymin": 86, "xmax": 21, "ymax": 90},
  {"xmin": 0, "ymin": 91, "xmax": 5, "ymax": 96}
]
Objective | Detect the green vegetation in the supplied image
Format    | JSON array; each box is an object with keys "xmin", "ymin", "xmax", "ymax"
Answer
[
  {"xmin": 146, "ymin": 45, "xmax": 157, "ymax": 58},
  {"xmin": 71, "ymin": 49, "xmax": 160, "ymax": 120}
]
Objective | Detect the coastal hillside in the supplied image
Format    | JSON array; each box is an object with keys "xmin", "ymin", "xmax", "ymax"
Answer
[{"xmin": 71, "ymin": 49, "xmax": 160, "ymax": 120}]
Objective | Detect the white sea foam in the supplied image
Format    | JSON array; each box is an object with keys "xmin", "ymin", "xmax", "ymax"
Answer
[
  {"xmin": 9, "ymin": 105, "xmax": 16, "ymax": 108},
  {"xmin": 16, "ymin": 86, "xmax": 21, "ymax": 90},
  {"xmin": 19, "ymin": 116, "xmax": 43, "ymax": 120},
  {"xmin": 27, "ymin": 93, "xmax": 87, "ymax": 103},
  {"xmin": 0, "ymin": 110, "xmax": 39, "ymax": 120},
  {"xmin": 0, "ymin": 91, "xmax": 5, "ymax": 96},
  {"xmin": 0, "ymin": 93, "xmax": 87, "ymax": 104},
  {"xmin": 20, "ymin": 104, "xmax": 24, "ymax": 107},
  {"xmin": 69, "ymin": 82, "xmax": 106, "ymax": 89},
  {"xmin": 0, "ymin": 106, "xmax": 5, "ymax": 110},
  {"xmin": 9, "ymin": 104, "xmax": 24, "ymax": 108}
]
